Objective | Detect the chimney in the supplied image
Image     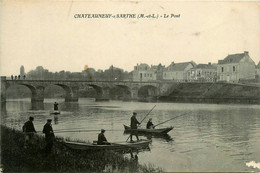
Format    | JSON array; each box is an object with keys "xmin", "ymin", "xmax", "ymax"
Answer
[
  {"xmin": 244, "ymin": 51, "xmax": 249, "ymax": 55},
  {"xmin": 208, "ymin": 62, "xmax": 211, "ymax": 65}
]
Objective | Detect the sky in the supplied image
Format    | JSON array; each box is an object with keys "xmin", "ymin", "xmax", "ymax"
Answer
[{"xmin": 1, "ymin": 0, "xmax": 260, "ymax": 76}]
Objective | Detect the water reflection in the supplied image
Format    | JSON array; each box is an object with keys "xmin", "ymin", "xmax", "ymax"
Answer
[
  {"xmin": 2, "ymin": 99, "xmax": 260, "ymax": 172},
  {"xmin": 31, "ymin": 102, "xmax": 44, "ymax": 110},
  {"xmin": 1, "ymin": 102, "xmax": 7, "ymax": 116},
  {"xmin": 123, "ymin": 132, "xmax": 173, "ymax": 142}
]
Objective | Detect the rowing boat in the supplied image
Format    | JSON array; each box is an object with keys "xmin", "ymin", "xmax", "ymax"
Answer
[
  {"xmin": 50, "ymin": 110, "xmax": 60, "ymax": 115},
  {"xmin": 62, "ymin": 139, "xmax": 151, "ymax": 151},
  {"xmin": 123, "ymin": 125, "xmax": 173, "ymax": 134}
]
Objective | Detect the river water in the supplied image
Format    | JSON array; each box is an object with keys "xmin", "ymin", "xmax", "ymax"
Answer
[{"xmin": 1, "ymin": 98, "xmax": 260, "ymax": 172}]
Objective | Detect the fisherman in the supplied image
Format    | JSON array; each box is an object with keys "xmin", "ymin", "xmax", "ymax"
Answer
[
  {"xmin": 23, "ymin": 116, "xmax": 37, "ymax": 148},
  {"xmin": 97, "ymin": 129, "xmax": 110, "ymax": 145},
  {"xmin": 130, "ymin": 112, "xmax": 140, "ymax": 142},
  {"xmin": 54, "ymin": 102, "xmax": 59, "ymax": 111},
  {"xmin": 43, "ymin": 119, "xmax": 55, "ymax": 154},
  {"xmin": 146, "ymin": 118, "xmax": 154, "ymax": 129}
]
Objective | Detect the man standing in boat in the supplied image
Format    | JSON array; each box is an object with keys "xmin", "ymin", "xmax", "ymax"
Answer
[
  {"xmin": 43, "ymin": 119, "xmax": 55, "ymax": 154},
  {"xmin": 23, "ymin": 116, "xmax": 37, "ymax": 148},
  {"xmin": 54, "ymin": 102, "xmax": 59, "ymax": 111},
  {"xmin": 97, "ymin": 129, "xmax": 110, "ymax": 145},
  {"xmin": 146, "ymin": 118, "xmax": 154, "ymax": 129},
  {"xmin": 130, "ymin": 112, "xmax": 140, "ymax": 141}
]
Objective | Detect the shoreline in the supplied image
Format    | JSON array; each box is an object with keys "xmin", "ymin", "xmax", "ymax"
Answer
[{"xmin": 0, "ymin": 125, "xmax": 162, "ymax": 172}]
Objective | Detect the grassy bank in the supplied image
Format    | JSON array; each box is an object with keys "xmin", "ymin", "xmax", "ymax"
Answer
[{"xmin": 1, "ymin": 125, "xmax": 162, "ymax": 172}]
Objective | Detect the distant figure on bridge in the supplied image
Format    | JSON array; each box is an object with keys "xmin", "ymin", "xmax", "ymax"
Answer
[
  {"xmin": 54, "ymin": 102, "xmax": 59, "ymax": 111},
  {"xmin": 23, "ymin": 75, "xmax": 26, "ymax": 80},
  {"xmin": 15, "ymin": 75, "xmax": 17, "ymax": 80},
  {"xmin": 18, "ymin": 75, "xmax": 21, "ymax": 80},
  {"xmin": 146, "ymin": 118, "xmax": 154, "ymax": 129},
  {"xmin": 23, "ymin": 116, "xmax": 37, "ymax": 148},
  {"xmin": 11, "ymin": 75, "xmax": 13, "ymax": 80}
]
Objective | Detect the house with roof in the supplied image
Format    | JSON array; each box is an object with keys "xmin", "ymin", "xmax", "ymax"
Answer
[
  {"xmin": 132, "ymin": 63, "xmax": 165, "ymax": 81},
  {"xmin": 187, "ymin": 63, "xmax": 217, "ymax": 81},
  {"xmin": 217, "ymin": 51, "xmax": 255, "ymax": 82},
  {"xmin": 163, "ymin": 61, "xmax": 196, "ymax": 81}
]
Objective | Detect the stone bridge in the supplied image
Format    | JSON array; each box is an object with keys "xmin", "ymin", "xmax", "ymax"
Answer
[{"xmin": 1, "ymin": 76, "xmax": 175, "ymax": 103}]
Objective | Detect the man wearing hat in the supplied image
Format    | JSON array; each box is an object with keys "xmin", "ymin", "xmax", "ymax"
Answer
[
  {"xmin": 146, "ymin": 118, "xmax": 154, "ymax": 129},
  {"xmin": 43, "ymin": 119, "xmax": 55, "ymax": 154},
  {"xmin": 23, "ymin": 116, "xmax": 37, "ymax": 148},
  {"xmin": 130, "ymin": 112, "xmax": 140, "ymax": 141},
  {"xmin": 97, "ymin": 129, "xmax": 110, "ymax": 145}
]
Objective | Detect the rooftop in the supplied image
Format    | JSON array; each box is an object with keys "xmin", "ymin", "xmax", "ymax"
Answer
[{"xmin": 218, "ymin": 51, "xmax": 248, "ymax": 64}]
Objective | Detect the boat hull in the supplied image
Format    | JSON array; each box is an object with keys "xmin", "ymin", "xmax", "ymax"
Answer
[
  {"xmin": 62, "ymin": 139, "xmax": 151, "ymax": 151},
  {"xmin": 50, "ymin": 111, "xmax": 60, "ymax": 115},
  {"xmin": 124, "ymin": 125, "xmax": 173, "ymax": 134}
]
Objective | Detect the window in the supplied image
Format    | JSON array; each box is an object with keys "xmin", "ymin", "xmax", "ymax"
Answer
[
  {"xmin": 144, "ymin": 74, "xmax": 146, "ymax": 77},
  {"xmin": 233, "ymin": 66, "xmax": 235, "ymax": 72},
  {"xmin": 221, "ymin": 67, "xmax": 224, "ymax": 72},
  {"xmin": 145, "ymin": 67, "xmax": 147, "ymax": 70},
  {"xmin": 150, "ymin": 74, "xmax": 152, "ymax": 77},
  {"xmin": 135, "ymin": 67, "xmax": 137, "ymax": 70}
]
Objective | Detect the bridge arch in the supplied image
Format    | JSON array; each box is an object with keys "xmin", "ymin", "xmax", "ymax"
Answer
[
  {"xmin": 110, "ymin": 85, "xmax": 131, "ymax": 100},
  {"xmin": 5, "ymin": 83, "xmax": 45, "ymax": 102},
  {"xmin": 138, "ymin": 85, "xmax": 159, "ymax": 98}
]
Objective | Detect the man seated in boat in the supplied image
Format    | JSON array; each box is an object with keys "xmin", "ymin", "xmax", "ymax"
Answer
[
  {"xmin": 146, "ymin": 118, "xmax": 155, "ymax": 129},
  {"xmin": 97, "ymin": 129, "xmax": 110, "ymax": 145}
]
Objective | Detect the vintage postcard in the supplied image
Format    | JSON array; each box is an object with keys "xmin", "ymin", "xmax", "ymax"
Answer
[{"xmin": 1, "ymin": 0, "xmax": 260, "ymax": 172}]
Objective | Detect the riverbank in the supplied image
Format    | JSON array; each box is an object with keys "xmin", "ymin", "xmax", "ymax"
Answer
[
  {"xmin": 159, "ymin": 82, "xmax": 260, "ymax": 104},
  {"xmin": 1, "ymin": 125, "xmax": 162, "ymax": 172}
]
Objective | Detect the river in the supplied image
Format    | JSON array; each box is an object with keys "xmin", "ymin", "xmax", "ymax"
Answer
[{"xmin": 1, "ymin": 98, "xmax": 260, "ymax": 172}]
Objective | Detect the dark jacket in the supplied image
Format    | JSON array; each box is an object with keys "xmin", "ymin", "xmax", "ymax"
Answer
[
  {"xmin": 43, "ymin": 123, "xmax": 55, "ymax": 142},
  {"xmin": 54, "ymin": 103, "xmax": 59, "ymax": 111},
  {"xmin": 131, "ymin": 116, "xmax": 140, "ymax": 129},
  {"xmin": 146, "ymin": 121, "xmax": 154, "ymax": 129},
  {"xmin": 23, "ymin": 120, "xmax": 36, "ymax": 133},
  {"xmin": 97, "ymin": 133, "xmax": 107, "ymax": 145}
]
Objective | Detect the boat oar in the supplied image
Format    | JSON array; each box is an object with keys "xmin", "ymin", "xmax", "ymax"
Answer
[
  {"xmin": 153, "ymin": 111, "xmax": 191, "ymax": 128},
  {"xmin": 126, "ymin": 105, "xmax": 156, "ymax": 142}
]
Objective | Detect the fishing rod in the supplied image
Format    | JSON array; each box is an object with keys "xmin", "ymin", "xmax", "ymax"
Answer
[
  {"xmin": 138, "ymin": 105, "xmax": 156, "ymax": 127},
  {"xmin": 153, "ymin": 111, "xmax": 192, "ymax": 128},
  {"xmin": 126, "ymin": 105, "xmax": 156, "ymax": 142},
  {"xmin": 54, "ymin": 129, "xmax": 122, "ymax": 133},
  {"xmin": 36, "ymin": 129, "xmax": 122, "ymax": 133}
]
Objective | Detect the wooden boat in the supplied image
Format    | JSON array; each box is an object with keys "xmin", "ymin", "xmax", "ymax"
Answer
[
  {"xmin": 123, "ymin": 125, "xmax": 173, "ymax": 134},
  {"xmin": 50, "ymin": 110, "xmax": 60, "ymax": 115},
  {"xmin": 62, "ymin": 139, "xmax": 151, "ymax": 151}
]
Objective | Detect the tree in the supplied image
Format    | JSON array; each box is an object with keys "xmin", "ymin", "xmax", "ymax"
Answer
[{"xmin": 20, "ymin": 65, "xmax": 25, "ymax": 76}]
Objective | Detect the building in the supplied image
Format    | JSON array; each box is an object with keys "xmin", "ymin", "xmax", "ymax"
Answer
[
  {"xmin": 163, "ymin": 61, "xmax": 196, "ymax": 81},
  {"xmin": 187, "ymin": 63, "xmax": 217, "ymax": 81},
  {"xmin": 217, "ymin": 51, "xmax": 255, "ymax": 82},
  {"xmin": 132, "ymin": 63, "xmax": 165, "ymax": 81}
]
